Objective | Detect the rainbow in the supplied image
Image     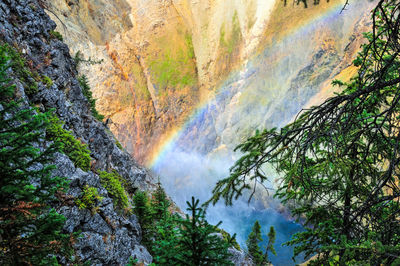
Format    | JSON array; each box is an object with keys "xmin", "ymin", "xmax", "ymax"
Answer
[{"xmin": 148, "ymin": 0, "xmax": 363, "ymax": 169}]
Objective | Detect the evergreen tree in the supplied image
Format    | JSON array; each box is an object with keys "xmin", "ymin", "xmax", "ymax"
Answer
[
  {"xmin": 246, "ymin": 221, "xmax": 265, "ymax": 265},
  {"xmin": 147, "ymin": 192, "xmax": 239, "ymax": 265},
  {"xmin": 133, "ymin": 191, "xmax": 152, "ymax": 247},
  {"xmin": 0, "ymin": 45, "xmax": 72, "ymax": 264},
  {"xmin": 150, "ymin": 181, "xmax": 170, "ymax": 221},
  {"xmin": 176, "ymin": 197, "xmax": 233, "ymax": 265},
  {"xmin": 149, "ymin": 182, "xmax": 180, "ymax": 264},
  {"xmin": 210, "ymin": 1, "xmax": 400, "ymax": 264},
  {"xmin": 151, "ymin": 212, "xmax": 180, "ymax": 265},
  {"xmin": 77, "ymin": 75, "xmax": 104, "ymax": 121},
  {"xmin": 264, "ymin": 226, "xmax": 276, "ymax": 264}
]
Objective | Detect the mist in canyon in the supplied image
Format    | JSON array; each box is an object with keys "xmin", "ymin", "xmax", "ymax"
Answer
[{"xmin": 48, "ymin": 0, "xmax": 376, "ymax": 264}]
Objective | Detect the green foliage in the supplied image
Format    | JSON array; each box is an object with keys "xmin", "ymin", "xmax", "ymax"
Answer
[
  {"xmin": 219, "ymin": 11, "xmax": 242, "ymax": 54},
  {"xmin": 115, "ymin": 139, "xmax": 123, "ymax": 150},
  {"xmin": 75, "ymin": 185, "xmax": 103, "ymax": 214},
  {"xmin": 126, "ymin": 257, "xmax": 138, "ymax": 266},
  {"xmin": 148, "ymin": 195, "xmax": 235, "ymax": 265},
  {"xmin": 74, "ymin": 50, "xmax": 104, "ymax": 69},
  {"xmin": 149, "ymin": 45, "xmax": 196, "ymax": 91},
  {"xmin": 210, "ymin": 1, "xmax": 400, "ymax": 264},
  {"xmin": 148, "ymin": 183, "xmax": 185, "ymax": 265},
  {"xmin": 2, "ymin": 44, "xmax": 39, "ymax": 95},
  {"xmin": 216, "ymin": 227, "xmax": 241, "ymax": 251},
  {"xmin": 246, "ymin": 221, "xmax": 265, "ymax": 265},
  {"xmin": 151, "ymin": 211, "xmax": 181, "ymax": 265},
  {"xmin": 137, "ymin": 183, "xmax": 179, "ymax": 264},
  {"xmin": 78, "ymin": 75, "xmax": 104, "ymax": 121},
  {"xmin": 99, "ymin": 170, "xmax": 130, "ymax": 211},
  {"xmin": 265, "ymin": 226, "xmax": 276, "ymax": 264},
  {"xmin": 246, "ymin": 222, "xmax": 276, "ymax": 265},
  {"xmin": 42, "ymin": 75, "xmax": 53, "ymax": 88},
  {"xmin": 174, "ymin": 197, "xmax": 233, "ymax": 265},
  {"xmin": 49, "ymin": 30, "xmax": 63, "ymax": 41},
  {"xmin": 0, "ymin": 44, "xmax": 74, "ymax": 264},
  {"xmin": 46, "ymin": 115, "xmax": 91, "ymax": 171},
  {"xmin": 133, "ymin": 191, "xmax": 152, "ymax": 247},
  {"xmin": 136, "ymin": 183, "xmax": 237, "ymax": 265},
  {"xmin": 150, "ymin": 182, "xmax": 171, "ymax": 221}
]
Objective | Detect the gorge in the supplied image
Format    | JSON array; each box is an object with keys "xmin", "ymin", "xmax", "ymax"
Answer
[
  {"xmin": 0, "ymin": 0, "xmax": 384, "ymax": 264},
  {"xmin": 44, "ymin": 0, "xmax": 376, "ymax": 265}
]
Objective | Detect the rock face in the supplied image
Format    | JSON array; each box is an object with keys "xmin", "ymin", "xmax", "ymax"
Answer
[
  {"xmin": 228, "ymin": 248, "xmax": 253, "ymax": 266},
  {"xmin": 44, "ymin": 0, "xmax": 276, "ymax": 164},
  {"xmin": 0, "ymin": 0, "xmax": 154, "ymax": 264}
]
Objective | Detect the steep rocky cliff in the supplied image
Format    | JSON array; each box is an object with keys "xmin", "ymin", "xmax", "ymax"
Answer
[{"xmin": 0, "ymin": 1, "xmax": 154, "ymax": 264}]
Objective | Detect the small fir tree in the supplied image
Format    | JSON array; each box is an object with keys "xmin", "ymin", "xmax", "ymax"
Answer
[
  {"xmin": 176, "ymin": 197, "xmax": 233, "ymax": 265},
  {"xmin": 150, "ymin": 181, "xmax": 170, "ymax": 221},
  {"xmin": 246, "ymin": 221, "xmax": 265, "ymax": 265},
  {"xmin": 264, "ymin": 226, "xmax": 276, "ymax": 264},
  {"xmin": 151, "ymin": 212, "xmax": 180, "ymax": 265},
  {"xmin": 148, "ymin": 183, "xmax": 181, "ymax": 265},
  {"xmin": 77, "ymin": 75, "xmax": 104, "ymax": 121},
  {"xmin": 133, "ymin": 191, "xmax": 152, "ymax": 247}
]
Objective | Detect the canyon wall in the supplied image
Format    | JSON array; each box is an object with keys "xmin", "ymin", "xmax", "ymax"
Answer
[
  {"xmin": 46, "ymin": 0, "xmax": 374, "ymax": 167},
  {"xmin": 46, "ymin": 0, "xmax": 277, "ymax": 164},
  {"xmin": 44, "ymin": 0, "xmax": 377, "ymax": 264}
]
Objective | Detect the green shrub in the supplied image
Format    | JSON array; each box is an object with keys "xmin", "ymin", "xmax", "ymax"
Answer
[
  {"xmin": 184, "ymin": 32, "xmax": 195, "ymax": 59},
  {"xmin": 115, "ymin": 139, "xmax": 123, "ymax": 150},
  {"xmin": 78, "ymin": 75, "xmax": 104, "ymax": 121},
  {"xmin": 216, "ymin": 228, "xmax": 241, "ymax": 251},
  {"xmin": 46, "ymin": 115, "xmax": 91, "ymax": 171},
  {"xmin": 3, "ymin": 44, "xmax": 39, "ymax": 95},
  {"xmin": 99, "ymin": 170, "xmax": 129, "ymax": 211},
  {"xmin": 49, "ymin": 30, "xmax": 63, "ymax": 41},
  {"xmin": 42, "ymin": 75, "xmax": 53, "ymax": 88},
  {"xmin": 75, "ymin": 185, "xmax": 103, "ymax": 214}
]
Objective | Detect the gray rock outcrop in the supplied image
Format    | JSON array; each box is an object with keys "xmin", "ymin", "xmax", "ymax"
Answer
[{"xmin": 0, "ymin": 0, "xmax": 154, "ymax": 264}]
